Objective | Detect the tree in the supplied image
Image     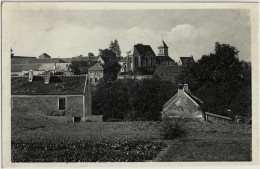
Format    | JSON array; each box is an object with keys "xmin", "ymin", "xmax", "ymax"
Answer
[
  {"xmin": 88, "ymin": 52, "xmax": 94, "ymax": 57},
  {"xmin": 99, "ymin": 49, "xmax": 116, "ymax": 58},
  {"xmin": 109, "ymin": 39, "xmax": 121, "ymax": 58}
]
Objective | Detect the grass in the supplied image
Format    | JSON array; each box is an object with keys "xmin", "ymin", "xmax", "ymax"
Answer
[{"xmin": 11, "ymin": 109, "xmax": 252, "ymax": 162}]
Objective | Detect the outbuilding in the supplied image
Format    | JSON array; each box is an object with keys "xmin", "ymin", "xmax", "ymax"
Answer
[{"xmin": 11, "ymin": 71, "xmax": 92, "ymax": 122}]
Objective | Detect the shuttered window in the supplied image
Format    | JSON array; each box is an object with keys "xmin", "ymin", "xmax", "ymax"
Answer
[{"xmin": 59, "ymin": 98, "xmax": 66, "ymax": 110}]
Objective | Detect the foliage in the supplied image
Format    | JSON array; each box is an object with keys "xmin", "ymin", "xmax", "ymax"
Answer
[
  {"xmin": 88, "ymin": 52, "xmax": 94, "ymax": 57},
  {"xmin": 160, "ymin": 117, "xmax": 186, "ymax": 140},
  {"xmin": 109, "ymin": 39, "xmax": 122, "ymax": 58},
  {"xmin": 92, "ymin": 77, "xmax": 177, "ymax": 121},
  {"xmin": 99, "ymin": 49, "xmax": 116, "ymax": 58},
  {"xmin": 12, "ymin": 137, "xmax": 165, "ymax": 162},
  {"xmin": 69, "ymin": 61, "xmax": 87, "ymax": 75},
  {"xmin": 180, "ymin": 42, "xmax": 251, "ymax": 117},
  {"xmin": 103, "ymin": 62, "xmax": 121, "ymax": 81}
]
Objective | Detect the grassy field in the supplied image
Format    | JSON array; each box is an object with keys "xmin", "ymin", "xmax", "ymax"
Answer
[{"xmin": 11, "ymin": 109, "xmax": 251, "ymax": 162}]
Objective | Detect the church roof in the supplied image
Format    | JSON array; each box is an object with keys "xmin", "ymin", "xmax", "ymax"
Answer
[
  {"xmin": 156, "ymin": 56, "xmax": 174, "ymax": 62},
  {"xmin": 134, "ymin": 44, "xmax": 155, "ymax": 56},
  {"xmin": 180, "ymin": 57, "xmax": 195, "ymax": 65},
  {"xmin": 158, "ymin": 40, "xmax": 168, "ymax": 48}
]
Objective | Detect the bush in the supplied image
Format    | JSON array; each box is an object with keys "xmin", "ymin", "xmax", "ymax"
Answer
[
  {"xmin": 160, "ymin": 117, "xmax": 186, "ymax": 140},
  {"xmin": 92, "ymin": 77, "xmax": 178, "ymax": 121}
]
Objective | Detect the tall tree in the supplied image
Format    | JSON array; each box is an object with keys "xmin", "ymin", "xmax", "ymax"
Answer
[
  {"xmin": 109, "ymin": 39, "xmax": 121, "ymax": 58},
  {"xmin": 88, "ymin": 52, "xmax": 94, "ymax": 57}
]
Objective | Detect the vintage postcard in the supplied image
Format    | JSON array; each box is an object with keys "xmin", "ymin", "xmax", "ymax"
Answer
[{"xmin": 1, "ymin": 1, "xmax": 259, "ymax": 168}]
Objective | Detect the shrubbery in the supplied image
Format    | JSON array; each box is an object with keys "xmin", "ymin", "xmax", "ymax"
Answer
[
  {"xmin": 160, "ymin": 117, "xmax": 186, "ymax": 140},
  {"xmin": 92, "ymin": 77, "xmax": 177, "ymax": 121}
]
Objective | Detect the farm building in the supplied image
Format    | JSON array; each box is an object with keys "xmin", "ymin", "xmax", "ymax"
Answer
[
  {"xmin": 88, "ymin": 62, "xmax": 104, "ymax": 85},
  {"xmin": 11, "ymin": 72, "xmax": 93, "ymax": 122},
  {"xmin": 161, "ymin": 84, "xmax": 203, "ymax": 119}
]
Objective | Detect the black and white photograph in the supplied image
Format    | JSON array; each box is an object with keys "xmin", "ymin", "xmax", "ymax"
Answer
[{"xmin": 1, "ymin": 1, "xmax": 259, "ymax": 167}]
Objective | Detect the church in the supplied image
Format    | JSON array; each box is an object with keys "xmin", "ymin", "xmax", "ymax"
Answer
[{"xmin": 155, "ymin": 40, "xmax": 176, "ymax": 66}]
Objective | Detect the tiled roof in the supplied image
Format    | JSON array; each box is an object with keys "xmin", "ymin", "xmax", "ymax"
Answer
[
  {"xmin": 11, "ymin": 76, "xmax": 87, "ymax": 95},
  {"xmin": 180, "ymin": 57, "xmax": 195, "ymax": 65},
  {"xmin": 134, "ymin": 44, "xmax": 155, "ymax": 56},
  {"xmin": 154, "ymin": 66, "xmax": 187, "ymax": 75},
  {"xmin": 156, "ymin": 56, "xmax": 174, "ymax": 62},
  {"xmin": 11, "ymin": 64, "xmax": 42, "ymax": 72},
  {"xmin": 89, "ymin": 62, "xmax": 104, "ymax": 71}
]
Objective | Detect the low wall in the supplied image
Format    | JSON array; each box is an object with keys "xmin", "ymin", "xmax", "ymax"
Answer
[{"xmin": 205, "ymin": 112, "xmax": 232, "ymax": 124}]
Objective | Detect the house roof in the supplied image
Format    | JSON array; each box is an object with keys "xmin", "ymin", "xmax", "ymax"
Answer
[
  {"xmin": 134, "ymin": 44, "xmax": 155, "ymax": 56},
  {"xmin": 89, "ymin": 62, "xmax": 104, "ymax": 71},
  {"xmin": 11, "ymin": 76, "xmax": 87, "ymax": 95},
  {"xmin": 11, "ymin": 63, "xmax": 70, "ymax": 72},
  {"xmin": 59, "ymin": 58, "xmax": 72, "ymax": 63},
  {"xmin": 158, "ymin": 40, "xmax": 168, "ymax": 48},
  {"xmin": 11, "ymin": 58, "xmax": 67, "ymax": 65},
  {"xmin": 154, "ymin": 66, "xmax": 187, "ymax": 75},
  {"xmin": 100, "ymin": 56, "xmax": 118, "ymax": 63},
  {"xmin": 156, "ymin": 56, "xmax": 174, "ymax": 62},
  {"xmin": 11, "ymin": 64, "xmax": 42, "ymax": 72},
  {"xmin": 11, "ymin": 56, "xmax": 36, "ymax": 59},
  {"xmin": 39, "ymin": 53, "xmax": 51, "ymax": 59},
  {"xmin": 180, "ymin": 57, "xmax": 195, "ymax": 65},
  {"xmin": 71, "ymin": 56, "xmax": 99, "ymax": 62}
]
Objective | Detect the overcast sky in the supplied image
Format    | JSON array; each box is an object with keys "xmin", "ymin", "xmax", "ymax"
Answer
[{"xmin": 7, "ymin": 9, "xmax": 251, "ymax": 61}]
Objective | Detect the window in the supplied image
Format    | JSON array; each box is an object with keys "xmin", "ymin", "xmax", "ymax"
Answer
[
  {"xmin": 59, "ymin": 98, "xmax": 66, "ymax": 110},
  {"xmin": 90, "ymin": 78, "xmax": 92, "ymax": 82},
  {"xmin": 95, "ymin": 78, "xmax": 97, "ymax": 82}
]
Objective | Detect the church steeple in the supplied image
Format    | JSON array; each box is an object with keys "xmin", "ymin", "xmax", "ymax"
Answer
[{"xmin": 157, "ymin": 40, "xmax": 168, "ymax": 56}]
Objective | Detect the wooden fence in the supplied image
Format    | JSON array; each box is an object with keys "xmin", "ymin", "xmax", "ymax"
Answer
[{"xmin": 205, "ymin": 112, "xmax": 232, "ymax": 124}]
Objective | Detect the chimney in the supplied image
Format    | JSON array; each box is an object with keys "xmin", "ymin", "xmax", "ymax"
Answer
[
  {"xmin": 28, "ymin": 70, "xmax": 33, "ymax": 82},
  {"xmin": 178, "ymin": 83, "xmax": 183, "ymax": 93},
  {"xmin": 184, "ymin": 84, "xmax": 189, "ymax": 94},
  {"xmin": 44, "ymin": 70, "xmax": 51, "ymax": 84}
]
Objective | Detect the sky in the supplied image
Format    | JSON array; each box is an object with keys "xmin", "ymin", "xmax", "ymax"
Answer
[{"xmin": 6, "ymin": 9, "xmax": 251, "ymax": 61}]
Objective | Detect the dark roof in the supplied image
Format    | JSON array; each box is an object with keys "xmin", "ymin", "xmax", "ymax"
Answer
[
  {"xmin": 11, "ymin": 76, "xmax": 87, "ymax": 95},
  {"xmin": 156, "ymin": 56, "xmax": 174, "ymax": 62},
  {"xmin": 134, "ymin": 44, "xmax": 155, "ymax": 56},
  {"xmin": 11, "ymin": 58, "xmax": 66, "ymax": 65},
  {"xmin": 71, "ymin": 56, "xmax": 99, "ymax": 62},
  {"xmin": 101, "ymin": 56, "xmax": 118, "ymax": 63},
  {"xmin": 59, "ymin": 58, "xmax": 71, "ymax": 63},
  {"xmin": 11, "ymin": 56, "xmax": 36, "ymax": 59},
  {"xmin": 158, "ymin": 40, "xmax": 168, "ymax": 48},
  {"xmin": 154, "ymin": 66, "xmax": 187, "ymax": 75},
  {"xmin": 39, "ymin": 53, "xmax": 51, "ymax": 59},
  {"xmin": 11, "ymin": 64, "xmax": 42, "ymax": 72},
  {"xmin": 180, "ymin": 57, "xmax": 195, "ymax": 65}
]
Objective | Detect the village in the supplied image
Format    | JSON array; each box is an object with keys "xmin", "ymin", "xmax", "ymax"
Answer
[{"xmin": 6, "ymin": 4, "xmax": 254, "ymax": 163}]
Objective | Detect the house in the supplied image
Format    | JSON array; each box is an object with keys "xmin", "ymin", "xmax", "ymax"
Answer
[
  {"xmin": 39, "ymin": 53, "xmax": 51, "ymax": 59},
  {"xmin": 154, "ymin": 65, "xmax": 187, "ymax": 85},
  {"xmin": 178, "ymin": 56, "xmax": 195, "ymax": 65},
  {"xmin": 156, "ymin": 40, "xmax": 176, "ymax": 66},
  {"xmin": 127, "ymin": 43, "xmax": 156, "ymax": 71},
  {"xmin": 11, "ymin": 72, "xmax": 93, "ymax": 122},
  {"xmin": 161, "ymin": 84, "xmax": 203, "ymax": 119},
  {"xmin": 88, "ymin": 62, "xmax": 104, "ymax": 85}
]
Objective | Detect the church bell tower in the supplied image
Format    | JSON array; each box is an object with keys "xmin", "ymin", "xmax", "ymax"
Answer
[{"xmin": 158, "ymin": 40, "xmax": 168, "ymax": 56}]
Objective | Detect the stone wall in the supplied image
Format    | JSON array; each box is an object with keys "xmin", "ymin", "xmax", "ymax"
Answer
[{"xmin": 12, "ymin": 95, "xmax": 84, "ymax": 118}]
